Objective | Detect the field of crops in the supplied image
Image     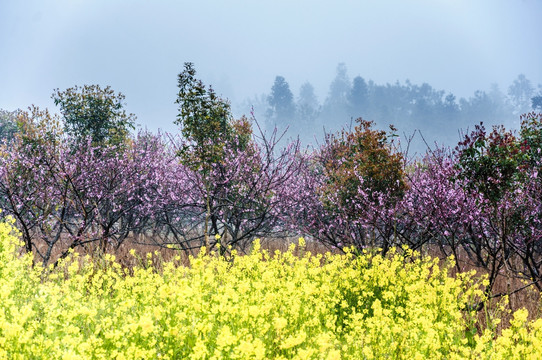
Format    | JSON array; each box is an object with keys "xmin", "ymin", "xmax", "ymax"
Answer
[{"xmin": 1, "ymin": 218, "xmax": 542, "ymax": 359}]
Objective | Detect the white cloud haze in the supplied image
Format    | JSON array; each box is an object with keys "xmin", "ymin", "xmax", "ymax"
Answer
[{"xmin": 1, "ymin": 0, "xmax": 541, "ymax": 134}]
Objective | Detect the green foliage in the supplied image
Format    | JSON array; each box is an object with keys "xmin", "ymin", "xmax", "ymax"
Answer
[
  {"xmin": 174, "ymin": 63, "xmax": 254, "ymax": 248},
  {"xmin": 321, "ymin": 118, "xmax": 406, "ymax": 207},
  {"xmin": 13, "ymin": 106, "xmax": 63, "ymax": 153},
  {"xmin": 456, "ymin": 123, "xmax": 529, "ymax": 203},
  {"xmin": 455, "ymin": 114, "xmax": 542, "ymax": 204},
  {"xmin": 52, "ymin": 85, "xmax": 136, "ymax": 146},
  {"xmin": 230, "ymin": 115, "xmax": 254, "ymax": 152},
  {"xmin": 175, "ymin": 62, "xmax": 235, "ymax": 171},
  {"xmin": 519, "ymin": 112, "xmax": 542, "ymax": 166},
  {"xmin": 266, "ymin": 75, "xmax": 295, "ymax": 126}
]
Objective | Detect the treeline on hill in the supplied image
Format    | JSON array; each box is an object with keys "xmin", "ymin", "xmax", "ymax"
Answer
[
  {"xmin": 1, "ymin": 64, "xmax": 542, "ymax": 300},
  {"xmin": 239, "ymin": 63, "xmax": 542, "ymax": 154}
]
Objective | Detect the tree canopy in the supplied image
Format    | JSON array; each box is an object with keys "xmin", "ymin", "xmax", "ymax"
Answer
[
  {"xmin": 266, "ymin": 76, "xmax": 295, "ymax": 129},
  {"xmin": 52, "ymin": 85, "xmax": 136, "ymax": 146}
]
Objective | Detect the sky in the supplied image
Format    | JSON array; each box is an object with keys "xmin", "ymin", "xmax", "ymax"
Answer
[{"xmin": 1, "ymin": 0, "xmax": 541, "ymax": 134}]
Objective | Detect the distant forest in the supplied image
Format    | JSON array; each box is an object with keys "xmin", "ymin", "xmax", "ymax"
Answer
[
  {"xmin": 2, "ymin": 63, "xmax": 542, "ymax": 157},
  {"xmin": 237, "ymin": 63, "xmax": 542, "ymax": 156}
]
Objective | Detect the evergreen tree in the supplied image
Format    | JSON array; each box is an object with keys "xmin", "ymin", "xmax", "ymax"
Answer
[
  {"xmin": 266, "ymin": 76, "xmax": 295, "ymax": 129},
  {"xmin": 325, "ymin": 63, "xmax": 350, "ymax": 109},
  {"xmin": 348, "ymin": 76, "xmax": 369, "ymax": 117},
  {"xmin": 297, "ymin": 82, "xmax": 319, "ymax": 124},
  {"xmin": 508, "ymin": 74, "xmax": 534, "ymax": 115},
  {"xmin": 321, "ymin": 63, "xmax": 351, "ymax": 129},
  {"xmin": 175, "ymin": 62, "xmax": 233, "ymax": 248}
]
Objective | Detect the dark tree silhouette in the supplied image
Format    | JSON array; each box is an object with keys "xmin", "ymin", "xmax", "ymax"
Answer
[{"xmin": 266, "ymin": 75, "xmax": 295, "ymax": 129}]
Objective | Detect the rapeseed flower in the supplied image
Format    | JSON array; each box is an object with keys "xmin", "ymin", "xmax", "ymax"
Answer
[{"xmin": 1, "ymin": 221, "xmax": 542, "ymax": 359}]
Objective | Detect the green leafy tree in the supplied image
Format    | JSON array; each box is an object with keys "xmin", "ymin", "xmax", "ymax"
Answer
[
  {"xmin": 317, "ymin": 118, "xmax": 406, "ymax": 249},
  {"xmin": 175, "ymin": 63, "xmax": 233, "ymax": 166},
  {"xmin": 455, "ymin": 124, "xmax": 526, "ymax": 203},
  {"xmin": 519, "ymin": 112, "xmax": 542, "ymax": 166},
  {"xmin": 321, "ymin": 118, "xmax": 406, "ymax": 210},
  {"xmin": 52, "ymin": 85, "xmax": 136, "ymax": 146},
  {"xmin": 175, "ymin": 62, "xmax": 246, "ymax": 248}
]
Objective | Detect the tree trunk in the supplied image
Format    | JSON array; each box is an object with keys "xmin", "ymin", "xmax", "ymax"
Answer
[{"xmin": 204, "ymin": 182, "xmax": 210, "ymax": 250}]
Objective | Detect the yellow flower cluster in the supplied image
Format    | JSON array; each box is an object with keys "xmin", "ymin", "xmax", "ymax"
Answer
[{"xmin": 0, "ymin": 219, "xmax": 540, "ymax": 359}]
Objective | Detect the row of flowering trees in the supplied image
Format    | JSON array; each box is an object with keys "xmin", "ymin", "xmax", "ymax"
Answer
[
  {"xmin": 0, "ymin": 106, "xmax": 306, "ymax": 265},
  {"xmin": 286, "ymin": 113, "xmax": 542, "ymax": 294},
  {"xmin": 1, "ymin": 65, "xmax": 542, "ymax": 297},
  {"xmin": 0, "ymin": 65, "xmax": 312, "ymax": 266}
]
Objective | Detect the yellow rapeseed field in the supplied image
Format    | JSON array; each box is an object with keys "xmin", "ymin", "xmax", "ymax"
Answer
[{"xmin": 0, "ymin": 217, "xmax": 541, "ymax": 359}]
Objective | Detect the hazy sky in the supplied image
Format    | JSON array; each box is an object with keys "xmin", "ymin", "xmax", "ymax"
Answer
[{"xmin": 1, "ymin": 0, "xmax": 541, "ymax": 133}]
